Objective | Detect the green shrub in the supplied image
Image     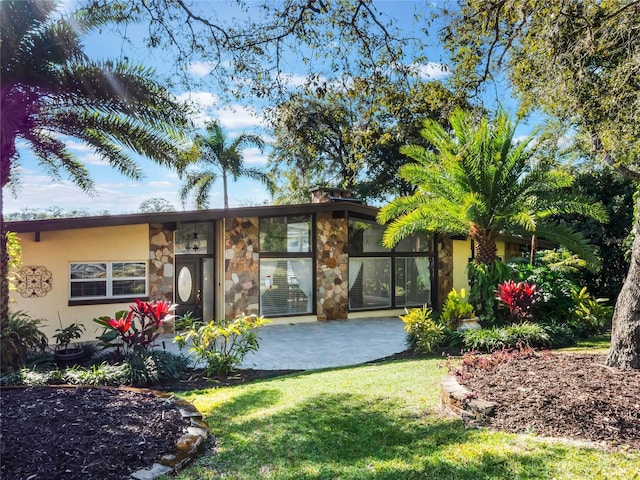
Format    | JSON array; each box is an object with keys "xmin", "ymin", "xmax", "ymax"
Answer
[
  {"xmin": 1, "ymin": 311, "xmax": 48, "ymax": 372},
  {"xmin": 571, "ymin": 287, "xmax": 613, "ymax": 335},
  {"xmin": 175, "ymin": 314, "xmax": 270, "ymax": 375},
  {"xmin": 399, "ymin": 305, "xmax": 445, "ymax": 354},
  {"xmin": 467, "ymin": 260, "xmax": 510, "ymax": 326},
  {"xmin": 440, "ymin": 289, "xmax": 475, "ymax": 329},
  {"xmin": 460, "ymin": 322, "xmax": 550, "ymax": 352},
  {"xmin": 0, "ymin": 351, "xmax": 189, "ymax": 387}
]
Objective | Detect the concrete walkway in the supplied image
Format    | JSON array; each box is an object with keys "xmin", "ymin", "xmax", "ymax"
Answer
[{"xmin": 158, "ymin": 317, "xmax": 408, "ymax": 371}]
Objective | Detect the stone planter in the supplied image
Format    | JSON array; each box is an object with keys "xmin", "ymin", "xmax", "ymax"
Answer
[{"xmin": 457, "ymin": 317, "xmax": 481, "ymax": 331}]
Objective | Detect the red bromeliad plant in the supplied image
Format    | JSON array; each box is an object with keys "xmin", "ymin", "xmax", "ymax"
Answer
[
  {"xmin": 94, "ymin": 299, "xmax": 175, "ymax": 354},
  {"xmin": 496, "ymin": 280, "xmax": 539, "ymax": 323}
]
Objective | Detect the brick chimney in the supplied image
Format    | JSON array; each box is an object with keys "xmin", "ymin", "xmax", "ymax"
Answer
[{"xmin": 310, "ymin": 187, "xmax": 359, "ymax": 204}]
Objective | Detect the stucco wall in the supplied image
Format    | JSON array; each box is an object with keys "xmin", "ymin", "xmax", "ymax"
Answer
[{"xmin": 9, "ymin": 224, "xmax": 149, "ymax": 342}]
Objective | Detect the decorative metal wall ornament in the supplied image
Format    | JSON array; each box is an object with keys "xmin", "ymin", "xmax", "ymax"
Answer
[{"xmin": 16, "ymin": 265, "xmax": 53, "ymax": 298}]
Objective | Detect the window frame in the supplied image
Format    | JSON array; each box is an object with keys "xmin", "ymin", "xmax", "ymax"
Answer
[
  {"xmin": 69, "ymin": 260, "xmax": 148, "ymax": 305},
  {"xmin": 347, "ymin": 214, "xmax": 435, "ymax": 311}
]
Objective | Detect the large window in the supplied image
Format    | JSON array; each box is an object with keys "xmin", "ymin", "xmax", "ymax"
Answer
[
  {"xmin": 395, "ymin": 257, "xmax": 431, "ymax": 307},
  {"xmin": 70, "ymin": 261, "xmax": 147, "ymax": 300},
  {"xmin": 348, "ymin": 257, "xmax": 392, "ymax": 309},
  {"xmin": 259, "ymin": 215, "xmax": 314, "ymax": 316},
  {"xmin": 348, "ymin": 217, "xmax": 432, "ymax": 310},
  {"xmin": 260, "ymin": 215, "xmax": 312, "ymax": 252}
]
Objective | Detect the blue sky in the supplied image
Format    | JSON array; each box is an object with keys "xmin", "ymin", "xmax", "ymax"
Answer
[{"xmin": 3, "ymin": 1, "xmax": 535, "ymax": 215}]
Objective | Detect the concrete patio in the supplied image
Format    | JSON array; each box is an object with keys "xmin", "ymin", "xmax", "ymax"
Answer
[{"xmin": 157, "ymin": 316, "xmax": 408, "ymax": 371}]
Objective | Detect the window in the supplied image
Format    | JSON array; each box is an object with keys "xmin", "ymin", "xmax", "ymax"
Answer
[
  {"xmin": 260, "ymin": 258, "xmax": 314, "ymax": 316},
  {"xmin": 347, "ymin": 216, "xmax": 433, "ymax": 311},
  {"xmin": 395, "ymin": 257, "xmax": 431, "ymax": 307},
  {"xmin": 70, "ymin": 261, "xmax": 147, "ymax": 300},
  {"xmin": 260, "ymin": 215, "xmax": 312, "ymax": 253},
  {"xmin": 259, "ymin": 215, "xmax": 314, "ymax": 316},
  {"xmin": 348, "ymin": 257, "xmax": 392, "ymax": 310}
]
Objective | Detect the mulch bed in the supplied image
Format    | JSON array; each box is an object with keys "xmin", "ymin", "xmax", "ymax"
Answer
[
  {"xmin": 457, "ymin": 352, "xmax": 640, "ymax": 451},
  {"xmin": 0, "ymin": 369, "xmax": 299, "ymax": 480}
]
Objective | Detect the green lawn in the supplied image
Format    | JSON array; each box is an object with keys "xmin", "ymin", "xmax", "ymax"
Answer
[{"xmin": 171, "ymin": 355, "xmax": 639, "ymax": 480}]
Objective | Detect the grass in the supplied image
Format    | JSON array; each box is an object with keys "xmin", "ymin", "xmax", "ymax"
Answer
[
  {"xmin": 170, "ymin": 355, "xmax": 639, "ymax": 480},
  {"xmin": 558, "ymin": 333, "xmax": 612, "ymax": 353}
]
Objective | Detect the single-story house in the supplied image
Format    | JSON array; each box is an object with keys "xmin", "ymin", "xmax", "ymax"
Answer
[{"xmin": 6, "ymin": 188, "xmax": 531, "ymax": 342}]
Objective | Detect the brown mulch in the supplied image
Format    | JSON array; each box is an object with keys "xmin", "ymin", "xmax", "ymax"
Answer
[
  {"xmin": 0, "ymin": 369, "xmax": 297, "ymax": 480},
  {"xmin": 457, "ymin": 352, "xmax": 640, "ymax": 451}
]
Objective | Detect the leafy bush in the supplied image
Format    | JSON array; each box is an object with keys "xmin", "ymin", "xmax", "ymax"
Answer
[
  {"xmin": 0, "ymin": 350, "xmax": 190, "ymax": 387},
  {"xmin": 1, "ymin": 311, "xmax": 48, "ymax": 372},
  {"xmin": 571, "ymin": 287, "xmax": 613, "ymax": 335},
  {"xmin": 496, "ymin": 280, "xmax": 539, "ymax": 323},
  {"xmin": 460, "ymin": 322, "xmax": 550, "ymax": 352},
  {"xmin": 510, "ymin": 259, "xmax": 577, "ymax": 323},
  {"xmin": 175, "ymin": 314, "xmax": 270, "ymax": 375},
  {"xmin": 174, "ymin": 310, "xmax": 201, "ymax": 332},
  {"xmin": 399, "ymin": 305, "xmax": 445, "ymax": 354},
  {"xmin": 94, "ymin": 299, "xmax": 175, "ymax": 354},
  {"xmin": 467, "ymin": 260, "xmax": 510, "ymax": 326},
  {"xmin": 440, "ymin": 289, "xmax": 475, "ymax": 329}
]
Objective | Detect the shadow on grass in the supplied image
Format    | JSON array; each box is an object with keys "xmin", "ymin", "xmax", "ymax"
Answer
[{"xmin": 196, "ymin": 390, "xmax": 552, "ymax": 480}]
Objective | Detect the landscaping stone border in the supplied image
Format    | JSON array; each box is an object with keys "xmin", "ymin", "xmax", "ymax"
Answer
[
  {"xmin": 123, "ymin": 386, "xmax": 209, "ymax": 480},
  {"xmin": 440, "ymin": 374, "xmax": 497, "ymax": 420}
]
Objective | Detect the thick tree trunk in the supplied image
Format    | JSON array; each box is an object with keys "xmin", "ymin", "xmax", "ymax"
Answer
[
  {"xmin": 471, "ymin": 226, "xmax": 499, "ymax": 265},
  {"xmin": 606, "ymin": 195, "xmax": 640, "ymax": 369}
]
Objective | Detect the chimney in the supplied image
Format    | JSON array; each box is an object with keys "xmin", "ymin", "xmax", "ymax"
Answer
[{"xmin": 310, "ymin": 187, "xmax": 360, "ymax": 204}]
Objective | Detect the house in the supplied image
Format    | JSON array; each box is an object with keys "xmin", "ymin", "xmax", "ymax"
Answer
[{"xmin": 6, "ymin": 188, "xmax": 530, "ymax": 341}]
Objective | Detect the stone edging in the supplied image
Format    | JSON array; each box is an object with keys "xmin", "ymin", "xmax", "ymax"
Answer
[
  {"xmin": 122, "ymin": 386, "xmax": 209, "ymax": 480},
  {"xmin": 0, "ymin": 384, "xmax": 209, "ymax": 480},
  {"xmin": 440, "ymin": 374, "xmax": 497, "ymax": 420}
]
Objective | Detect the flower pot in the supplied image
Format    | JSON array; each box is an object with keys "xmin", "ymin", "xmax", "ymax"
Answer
[
  {"xmin": 54, "ymin": 348, "xmax": 85, "ymax": 367},
  {"xmin": 457, "ymin": 317, "xmax": 481, "ymax": 331}
]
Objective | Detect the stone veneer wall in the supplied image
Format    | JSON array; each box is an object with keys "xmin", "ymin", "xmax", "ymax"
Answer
[
  {"xmin": 149, "ymin": 223, "xmax": 174, "ymax": 302},
  {"xmin": 436, "ymin": 234, "xmax": 454, "ymax": 310},
  {"xmin": 224, "ymin": 217, "xmax": 260, "ymax": 318},
  {"xmin": 316, "ymin": 212, "xmax": 348, "ymax": 321}
]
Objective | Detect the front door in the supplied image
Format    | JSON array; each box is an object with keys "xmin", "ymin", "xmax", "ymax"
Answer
[{"xmin": 175, "ymin": 256, "xmax": 202, "ymax": 320}]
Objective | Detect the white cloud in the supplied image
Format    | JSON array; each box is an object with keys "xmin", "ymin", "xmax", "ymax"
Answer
[
  {"xmin": 242, "ymin": 147, "xmax": 269, "ymax": 165},
  {"xmin": 408, "ymin": 62, "xmax": 451, "ymax": 80},
  {"xmin": 216, "ymin": 105, "xmax": 266, "ymax": 130},
  {"xmin": 187, "ymin": 61, "xmax": 215, "ymax": 78}
]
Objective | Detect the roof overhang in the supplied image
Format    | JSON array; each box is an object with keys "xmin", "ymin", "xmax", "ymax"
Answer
[{"xmin": 5, "ymin": 202, "xmax": 381, "ymax": 233}]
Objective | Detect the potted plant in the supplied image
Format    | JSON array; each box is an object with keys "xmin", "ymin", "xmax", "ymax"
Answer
[
  {"xmin": 440, "ymin": 288, "xmax": 480, "ymax": 331},
  {"xmin": 53, "ymin": 318, "xmax": 86, "ymax": 366}
]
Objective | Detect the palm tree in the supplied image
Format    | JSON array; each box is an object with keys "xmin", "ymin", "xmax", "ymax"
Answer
[
  {"xmin": 378, "ymin": 109, "xmax": 607, "ymax": 267},
  {"xmin": 1, "ymin": 1, "xmax": 192, "ymax": 322},
  {"xmin": 179, "ymin": 120, "xmax": 270, "ymax": 209}
]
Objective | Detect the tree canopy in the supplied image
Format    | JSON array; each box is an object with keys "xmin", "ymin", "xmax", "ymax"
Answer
[
  {"xmin": 1, "ymin": 0, "xmax": 192, "ymax": 321},
  {"xmin": 378, "ymin": 109, "xmax": 607, "ymax": 266},
  {"xmin": 437, "ymin": 0, "xmax": 640, "ymax": 369},
  {"xmin": 180, "ymin": 120, "xmax": 269, "ymax": 209}
]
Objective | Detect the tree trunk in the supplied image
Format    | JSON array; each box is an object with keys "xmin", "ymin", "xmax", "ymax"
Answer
[
  {"xmin": 471, "ymin": 226, "xmax": 498, "ymax": 265},
  {"xmin": 606, "ymin": 195, "xmax": 640, "ymax": 369},
  {"xmin": 222, "ymin": 171, "xmax": 229, "ymax": 209}
]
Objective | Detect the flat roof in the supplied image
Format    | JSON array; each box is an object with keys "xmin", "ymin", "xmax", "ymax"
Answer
[{"xmin": 5, "ymin": 202, "xmax": 381, "ymax": 233}]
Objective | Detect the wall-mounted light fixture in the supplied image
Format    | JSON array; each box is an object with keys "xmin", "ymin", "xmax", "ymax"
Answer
[{"xmin": 187, "ymin": 228, "xmax": 200, "ymax": 251}]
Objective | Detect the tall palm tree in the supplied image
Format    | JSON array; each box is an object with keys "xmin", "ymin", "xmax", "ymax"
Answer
[
  {"xmin": 179, "ymin": 120, "xmax": 270, "ymax": 209},
  {"xmin": 378, "ymin": 109, "xmax": 607, "ymax": 267},
  {"xmin": 1, "ymin": 0, "xmax": 192, "ymax": 322}
]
